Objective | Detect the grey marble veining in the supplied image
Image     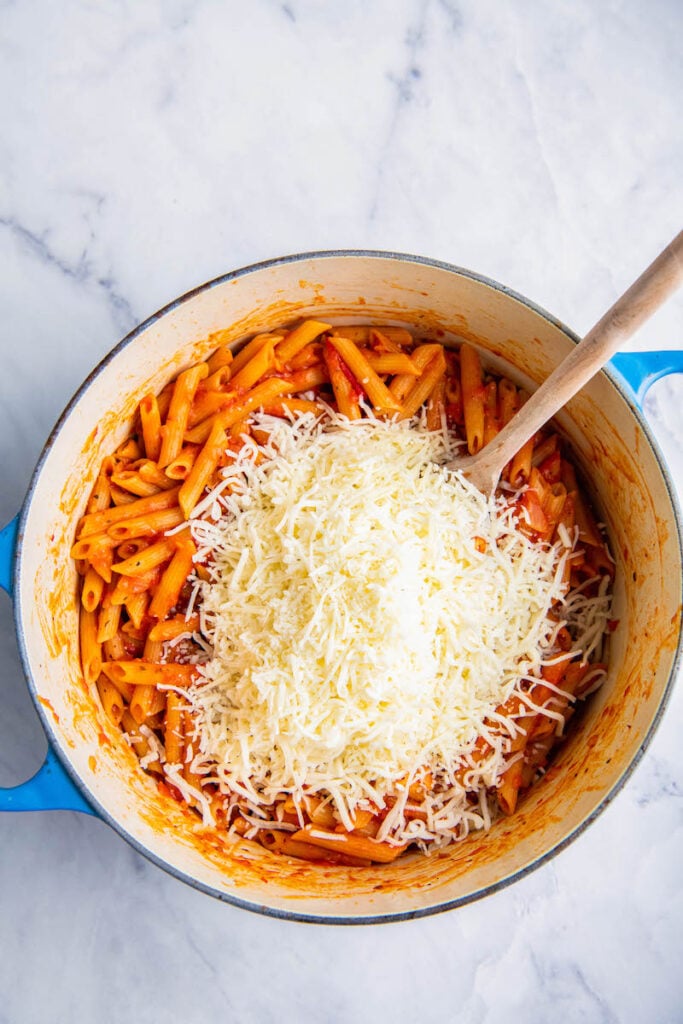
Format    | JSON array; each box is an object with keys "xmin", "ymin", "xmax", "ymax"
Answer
[{"xmin": 0, "ymin": 2, "xmax": 681, "ymax": 1022}]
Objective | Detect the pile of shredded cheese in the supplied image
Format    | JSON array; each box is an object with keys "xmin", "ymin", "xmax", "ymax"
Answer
[{"xmin": 180, "ymin": 409, "xmax": 595, "ymax": 847}]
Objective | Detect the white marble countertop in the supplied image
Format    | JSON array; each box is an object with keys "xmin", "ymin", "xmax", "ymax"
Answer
[{"xmin": 1, "ymin": 2, "xmax": 681, "ymax": 1021}]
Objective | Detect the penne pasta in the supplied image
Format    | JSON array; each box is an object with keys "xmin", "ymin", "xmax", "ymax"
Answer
[
  {"xmin": 71, "ymin": 532, "xmax": 117, "ymax": 562},
  {"xmin": 111, "ymin": 537, "xmax": 177, "ymax": 577},
  {"xmin": 369, "ymin": 327, "xmax": 402, "ymax": 353},
  {"xmin": 80, "ymin": 607, "xmax": 102, "ymax": 686},
  {"xmin": 109, "ymin": 484, "xmax": 139, "ymax": 506},
  {"xmin": 148, "ymin": 532, "xmax": 197, "ymax": 621},
  {"xmin": 137, "ymin": 461, "xmax": 175, "ymax": 490},
  {"xmin": 275, "ymin": 320, "xmax": 332, "ymax": 364},
  {"xmin": 185, "ymin": 378, "xmax": 294, "ymax": 444},
  {"xmin": 229, "ymin": 333, "xmax": 281, "ymax": 376},
  {"xmin": 110, "ymin": 470, "xmax": 163, "ymax": 498},
  {"xmin": 203, "ymin": 365, "xmax": 233, "ymax": 392},
  {"xmin": 460, "ymin": 343, "xmax": 485, "ymax": 455},
  {"xmin": 498, "ymin": 378, "xmax": 518, "ymax": 427},
  {"xmin": 158, "ymin": 363, "xmax": 209, "ymax": 468},
  {"xmin": 148, "ymin": 614, "xmax": 200, "ymax": 642},
  {"xmin": 96, "ymin": 587, "xmax": 122, "ymax": 644},
  {"xmin": 398, "ymin": 348, "xmax": 447, "ymax": 420},
  {"xmin": 289, "ymin": 341, "xmax": 324, "ymax": 370},
  {"xmin": 81, "ymin": 566, "xmax": 105, "ymax": 613},
  {"xmin": 130, "ymin": 683, "xmax": 166, "ymax": 725},
  {"xmin": 87, "ymin": 459, "xmax": 113, "ymax": 514},
  {"xmin": 78, "ymin": 486, "xmax": 182, "ymax": 538},
  {"xmin": 96, "ymin": 674, "xmax": 126, "ymax": 726},
  {"xmin": 121, "ymin": 710, "xmax": 162, "ymax": 773},
  {"xmin": 425, "ymin": 376, "xmax": 446, "ymax": 431},
  {"xmin": 483, "ymin": 380, "xmax": 499, "ymax": 447},
  {"xmin": 389, "ymin": 343, "xmax": 442, "ymax": 402},
  {"xmin": 230, "ymin": 336, "xmax": 276, "ymax": 391},
  {"xmin": 164, "ymin": 691, "xmax": 185, "ymax": 765},
  {"xmin": 178, "ymin": 420, "xmax": 228, "ymax": 518},
  {"xmin": 187, "ymin": 389, "xmax": 235, "ymax": 428},
  {"xmin": 123, "ymin": 592, "xmax": 150, "ymax": 630},
  {"xmin": 139, "ymin": 393, "xmax": 163, "ymax": 462},
  {"xmin": 364, "ymin": 352, "xmax": 419, "ymax": 376},
  {"xmin": 497, "ymin": 758, "xmax": 524, "ymax": 815},
  {"xmin": 331, "ymin": 325, "xmax": 412, "ymax": 347},
  {"xmin": 291, "ymin": 827, "xmax": 407, "ymax": 863},
  {"xmin": 165, "ymin": 446, "xmax": 200, "ymax": 482},
  {"xmin": 73, "ymin": 317, "xmax": 615, "ymax": 867},
  {"xmin": 323, "ymin": 340, "xmax": 361, "ymax": 420},
  {"xmin": 106, "ymin": 506, "xmax": 185, "ymax": 542},
  {"xmin": 101, "ymin": 661, "xmax": 197, "ymax": 687},
  {"xmin": 327, "ymin": 335, "xmax": 401, "ymax": 413},
  {"xmin": 261, "ymin": 397, "xmax": 322, "ymax": 418},
  {"xmin": 205, "ymin": 335, "xmax": 234, "ymax": 374}
]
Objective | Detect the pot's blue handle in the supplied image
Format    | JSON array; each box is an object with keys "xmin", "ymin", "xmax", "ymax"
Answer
[
  {"xmin": 0, "ymin": 515, "xmax": 95, "ymax": 815},
  {"xmin": 0, "ymin": 514, "xmax": 18, "ymax": 595},
  {"xmin": 0, "ymin": 747, "xmax": 94, "ymax": 814},
  {"xmin": 610, "ymin": 351, "xmax": 683, "ymax": 409}
]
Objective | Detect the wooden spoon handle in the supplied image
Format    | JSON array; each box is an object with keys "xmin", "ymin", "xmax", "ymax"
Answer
[{"xmin": 458, "ymin": 229, "xmax": 683, "ymax": 491}]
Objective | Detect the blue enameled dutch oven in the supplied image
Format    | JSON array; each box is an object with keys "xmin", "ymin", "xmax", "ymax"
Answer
[{"xmin": 1, "ymin": 252, "xmax": 681, "ymax": 923}]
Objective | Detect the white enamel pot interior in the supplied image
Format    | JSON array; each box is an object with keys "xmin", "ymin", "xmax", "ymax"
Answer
[{"xmin": 15, "ymin": 251, "xmax": 683, "ymax": 923}]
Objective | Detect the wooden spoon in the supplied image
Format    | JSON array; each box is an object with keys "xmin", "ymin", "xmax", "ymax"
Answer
[{"xmin": 448, "ymin": 230, "xmax": 683, "ymax": 493}]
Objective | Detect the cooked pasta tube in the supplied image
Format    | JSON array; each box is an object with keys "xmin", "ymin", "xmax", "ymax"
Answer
[
  {"xmin": 205, "ymin": 343, "xmax": 233, "ymax": 375},
  {"xmin": 139, "ymin": 393, "xmax": 162, "ymax": 461},
  {"xmin": 365, "ymin": 352, "xmax": 419, "ymax": 376},
  {"xmin": 107, "ymin": 506, "xmax": 185, "ymax": 542},
  {"xmin": 327, "ymin": 335, "xmax": 401, "ymax": 413},
  {"xmin": 165, "ymin": 446, "xmax": 200, "ymax": 482},
  {"xmin": 164, "ymin": 691, "xmax": 185, "ymax": 765},
  {"xmin": 460, "ymin": 343, "xmax": 485, "ymax": 455},
  {"xmin": 230, "ymin": 333, "xmax": 281, "ymax": 376},
  {"xmin": 148, "ymin": 614, "xmax": 200, "ymax": 642},
  {"xmin": 81, "ymin": 567, "xmax": 105, "ymax": 613},
  {"xmin": 96, "ymin": 674, "xmax": 126, "ymax": 726},
  {"xmin": 203, "ymin": 365, "xmax": 233, "ymax": 391},
  {"xmin": 323, "ymin": 341, "xmax": 361, "ymax": 420},
  {"xmin": 130, "ymin": 683, "xmax": 166, "ymax": 725},
  {"xmin": 87, "ymin": 460, "xmax": 113, "ymax": 514},
  {"xmin": 96, "ymin": 589, "xmax": 122, "ymax": 644},
  {"xmin": 291, "ymin": 827, "xmax": 407, "ymax": 863},
  {"xmin": 101, "ymin": 661, "xmax": 197, "ymax": 686},
  {"xmin": 231, "ymin": 337, "xmax": 276, "ymax": 391},
  {"xmin": 159, "ymin": 363, "xmax": 209, "ymax": 468},
  {"xmin": 185, "ymin": 378, "xmax": 294, "ymax": 444},
  {"xmin": 112, "ymin": 537, "xmax": 176, "ymax": 577},
  {"xmin": 148, "ymin": 532, "xmax": 197, "ymax": 621},
  {"xmin": 121, "ymin": 710, "xmax": 162, "ymax": 773},
  {"xmin": 497, "ymin": 758, "xmax": 524, "ymax": 815},
  {"xmin": 79, "ymin": 608, "xmax": 102, "ymax": 686},
  {"xmin": 389, "ymin": 343, "xmax": 443, "ymax": 402},
  {"xmin": 78, "ymin": 486, "xmax": 182, "ymax": 538},
  {"xmin": 110, "ymin": 471, "xmax": 163, "ymax": 498},
  {"xmin": 398, "ymin": 348, "xmax": 447, "ymax": 420},
  {"xmin": 275, "ymin": 320, "xmax": 331, "ymax": 363},
  {"xmin": 179, "ymin": 421, "xmax": 228, "ymax": 518}
]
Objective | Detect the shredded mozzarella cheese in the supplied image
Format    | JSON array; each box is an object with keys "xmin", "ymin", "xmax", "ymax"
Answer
[{"xmin": 184, "ymin": 411, "xmax": 591, "ymax": 845}]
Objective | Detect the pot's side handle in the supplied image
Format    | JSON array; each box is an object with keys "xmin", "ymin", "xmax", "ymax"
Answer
[
  {"xmin": 0, "ymin": 747, "xmax": 95, "ymax": 814},
  {"xmin": 0, "ymin": 516, "xmax": 95, "ymax": 815},
  {"xmin": 0, "ymin": 515, "xmax": 18, "ymax": 595},
  {"xmin": 610, "ymin": 351, "xmax": 683, "ymax": 409}
]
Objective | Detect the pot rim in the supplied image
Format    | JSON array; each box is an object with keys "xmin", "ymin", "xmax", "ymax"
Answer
[{"xmin": 12, "ymin": 249, "xmax": 683, "ymax": 923}]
